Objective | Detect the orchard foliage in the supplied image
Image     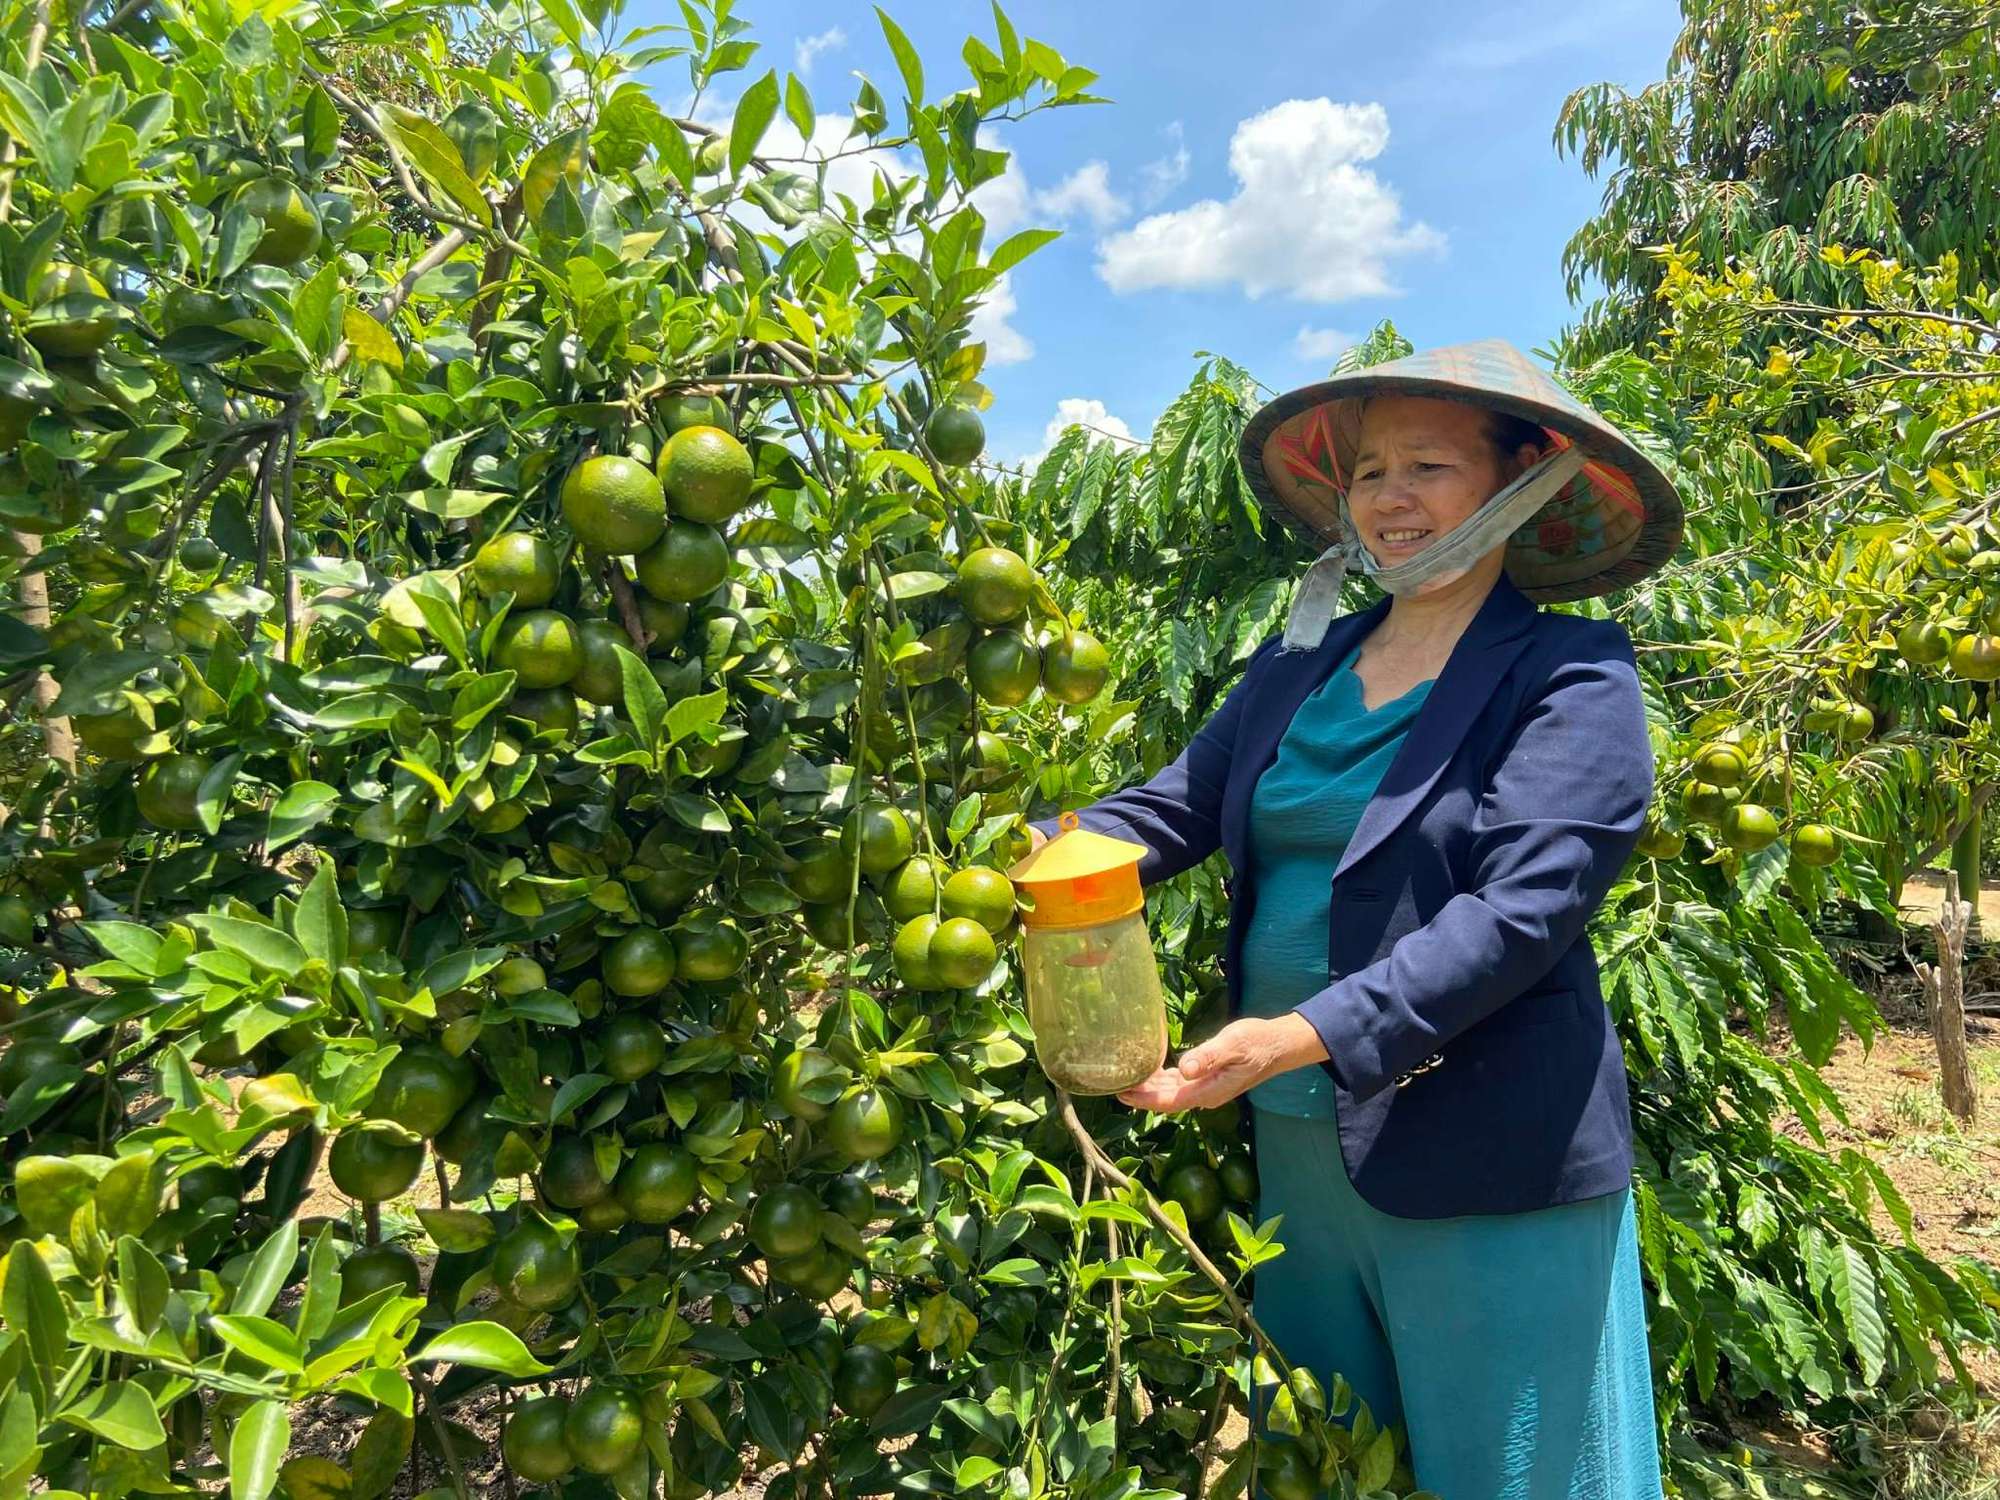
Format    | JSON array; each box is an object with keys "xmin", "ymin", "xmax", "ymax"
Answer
[
  {"xmin": 1556, "ymin": 0, "xmax": 2000, "ymax": 361},
  {"xmin": 0, "ymin": 0, "xmax": 1421, "ymax": 1498}
]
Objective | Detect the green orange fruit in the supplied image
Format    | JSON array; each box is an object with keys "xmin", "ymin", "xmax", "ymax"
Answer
[
  {"xmin": 1791, "ymin": 823, "xmax": 1841, "ymax": 866},
  {"xmin": 492, "ymin": 1219, "xmax": 580, "ymax": 1310},
  {"xmin": 660, "ymin": 424, "xmax": 754, "ymax": 524},
  {"xmin": 564, "ymin": 1386, "xmax": 644, "ymax": 1476},
  {"xmin": 1951, "ymin": 633, "xmax": 2000, "ymax": 680},
  {"xmin": 658, "ymin": 393, "xmax": 729, "ymax": 434},
  {"xmin": 773, "ymin": 1047, "xmax": 845, "ymax": 1123},
  {"xmin": 789, "ymin": 841, "xmax": 853, "ymax": 904},
  {"xmin": 236, "ymin": 178, "xmax": 322, "ymax": 266},
  {"xmin": 494, "ymin": 610, "xmax": 582, "ymax": 688},
  {"xmin": 878, "ymin": 856, "xmax": 940, "ymax": 922},
  {"xmin": 471, "ymin": 532, "xmax": 561, "ymax": 606},
  {"xmin": 891, "ymin": 915, "xmax": 942, "ymax": 989},
  {"xmin": 562, "ymin": 454, "xmax": 667, "ymax": 555},
  {"xmin": 328, "ymin": 1122, "xmax": 425, "ymax": 1203},
  {"xmin": 635, "ymin": 594, "xmax": 690, "ymax": 652},
  {"xmin": 940, "ymin": 867, "xmax": 1015, "ymax": 934},
  {"xmin": 957, "ymin": 547, "xmax": 1034, "ymax": 625},
  {"xmin": 826, "ymin": 1088, "xmax": 903, "ymax": 1163},
  {"xmin": 749, "ymin": 1183, "xmax": 822, "ymax": 1259},
  {"xmin": 27, "ymin": 262, "xmax": 117, "ymax": 357},
  {"xmin": 634, "ymin": 520, "xmax": 728, "ymax": 602},
  {"xmin": 1692, "ymin": 743, "xmax": 1746, "ymax": 788},
  {"xmin": 841, "ymin": 803, "xmax": 914, "ymax": 875},
  {"xmin": 503, "ymin": 1397, "xmax": 576, "ymax": 1483},
  {"xmin": 603, "ymin": 926, "xmax": 677, "ymax": 996},
  {"xmin": 1041, "ymin": 630, "xmax": 1109, "ymax": 704},
  {"xmin": 1163, "ymin": 1162, "xmax": 1223, "ymax": 1223},
  {"xmin": 1720, "ymin": 802, "xmax": 1781, "ymax": 852},
  {"xmin": 539, "ymin": 1135, "xmax": 613, "ymax": 1208},
  {"xmin": 924, "ymin": 404, "xmax": 985, "ymax": 467},
  {"xmin": 615, "ymin": 1143, "xmax": 699, "ymax": 1223},
  {"xmin": 339, "ymin": 1244, "xmax": 422, "ymax": 1305},
  {"xmin": 347, "ymin": 907, "xmax": 403, "ymax": 958},
  {"xmin": 967, "ymin": 631, "xmax": 1041, "ymax": 706},
  {"xmin": 1634, "ymin": 819, "xmax": 1685, "ymax": 860},
  {"xmin": 833, "ymin": 1344, "xmax": 897, "ymax": 1417},
  {"xmin": 824, "ymin": 1172, "xmax": 876, "ymax": 1227},
  {"xmin": 508, "ymin": 685, "xmax": 580, "ymax": 740},
  {"xmin": 802, "ymin": 901, "xmax": 854, "ymax": 950},
  {"xmin": 928, "ymin": 917, "xmax": 997, "ymax": 989},
  {"xmin": 569, "ymin": 618, "xmax": 630, "ymax": 707},
  {"xmin": 1897, "ymin": 620, "xmax": 1949, "ymax": 665},
  {"xmin": 135, "ymin": 754, "xmax": 210, "ymax": 831},
  {"xmin": 598, "ymin": 1013, "xmax": 667, "ymax": 1081},
  {"xmin": 674, "ymin": 920, "xmax": 747, "ymax": 982},
  {"xmin": 370, "ymin": 1044, "xmax": 475, "ymax": 1138}
]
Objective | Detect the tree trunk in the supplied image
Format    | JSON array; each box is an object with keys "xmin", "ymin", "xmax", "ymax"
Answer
[
  {"xmin": 12, "ymin": 530, "xmax": 75, "ymax": 778},
  {"xmin": 1918, "ymin": 871, "xmax": 1978, "ymax": 1123}
]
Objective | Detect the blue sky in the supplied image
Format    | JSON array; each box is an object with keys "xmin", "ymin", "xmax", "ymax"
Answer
[{"xmin": 647, "ymin": 0, "xmax": 1685, "ymax": 465}]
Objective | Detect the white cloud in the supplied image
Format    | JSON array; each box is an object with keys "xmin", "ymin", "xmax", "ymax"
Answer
[
  {"xmin": 972, "ymin": 131, "xmax": 1133, "ymax": 239},
  {"xmin": 1140, "ymin": 121, "xmax": 1190, "ymax": 205},
  {"xmin": 1034, "ymin": 161, "xmax": 1128, "ymax": 229},
  {"xmin": 969, "ymin": 271, "xmax": 1032, "ymax": 366},
  {"xmin": 1294, "ymin": 325, "xmax": 1358, "ymax": 362},
  {"xmin": 793, "ymin": 26, "xmax": 845, "ymax": 76},
  {"xmin": 1022, "ymin": 397, "xmax": 1143, "ymax": 467},
  {"xmin": 1095, "ymin": 98, "xmax": 1443, "ymax": 302}
]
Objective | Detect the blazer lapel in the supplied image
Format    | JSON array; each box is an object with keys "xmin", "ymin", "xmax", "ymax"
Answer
[{"xmin": 1332, "ymin": 579, "xmax": 1538, "ymax": 882}]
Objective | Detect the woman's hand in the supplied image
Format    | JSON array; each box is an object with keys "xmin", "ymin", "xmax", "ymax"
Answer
[
  {"xmin": 1027, "ymin": 825, "xmax": 1048, "ymax": 853},
  {"xmin": 1115, "ymin": 1014, "xmax": 1330, "ymax": 1113}
]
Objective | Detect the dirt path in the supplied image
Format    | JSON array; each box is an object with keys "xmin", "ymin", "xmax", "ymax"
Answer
[{"xmin": 1901, "ymin": 868, "xmax": 2000, "ymax": 930}]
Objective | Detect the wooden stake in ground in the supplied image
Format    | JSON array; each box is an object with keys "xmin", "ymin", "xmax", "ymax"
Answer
[{"xmin": 1917, "ymin": 869, "xmax": 1978, "ymax": 1123}]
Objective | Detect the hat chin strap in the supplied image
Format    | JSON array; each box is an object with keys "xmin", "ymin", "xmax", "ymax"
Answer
[{"xmin": 1278, "ymin": 445, "xmax": 1588, "ymax": 654}]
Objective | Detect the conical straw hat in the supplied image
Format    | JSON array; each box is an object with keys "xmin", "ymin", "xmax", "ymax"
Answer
[{"xmin": 1238, "ymin": 339, "xmax": 1683, "ymax": 602}]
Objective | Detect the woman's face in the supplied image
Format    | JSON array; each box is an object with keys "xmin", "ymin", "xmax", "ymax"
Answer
[{"xmin": 1346, "ymin": 395, "xmax": 1531, "ymax": 572}]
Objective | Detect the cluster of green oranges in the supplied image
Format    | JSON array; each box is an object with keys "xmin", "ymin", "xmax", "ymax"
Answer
[
  {"xmin": 954, "ymin": 545, "xmax": 1109, "ymax": 709},
  {"xmin": 1641, "ymin": 739, "xmax": 1843, "ymax": 864}
]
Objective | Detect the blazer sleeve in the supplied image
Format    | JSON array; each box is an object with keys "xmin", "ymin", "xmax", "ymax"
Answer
[
  {"xmin": 1030, "ymin": 637, "xmax": 1281, "ymax": 886},
  {"xmin": 1292, "ymin": 625, "xmax": 1651, "ymax": 1103}
]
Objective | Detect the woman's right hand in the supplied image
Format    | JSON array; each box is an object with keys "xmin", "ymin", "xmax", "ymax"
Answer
[{"xmin": 1027, "ymin": 825, "xmax": 1048, "ymax": 854}]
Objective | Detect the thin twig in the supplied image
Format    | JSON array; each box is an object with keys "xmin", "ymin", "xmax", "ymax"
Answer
[{"xmin": 603, "ymin": 562, "xmax": 652, "ymax": 652}]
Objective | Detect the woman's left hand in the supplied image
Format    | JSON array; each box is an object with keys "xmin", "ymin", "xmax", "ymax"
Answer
[{"xmin": 1116, "ymin": 1014, "xmax": 1330, "ymax": 1113}]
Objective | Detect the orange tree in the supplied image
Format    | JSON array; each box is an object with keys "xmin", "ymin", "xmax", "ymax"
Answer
[{"xmin": 0, "ymin": 0, "xmax": 1428, "ymax": 1497}]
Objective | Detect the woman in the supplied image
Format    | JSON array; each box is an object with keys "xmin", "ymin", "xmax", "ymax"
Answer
[{"xmin": 1031, "ymin": 341, "xmax": 1682, "ymax": 1498}]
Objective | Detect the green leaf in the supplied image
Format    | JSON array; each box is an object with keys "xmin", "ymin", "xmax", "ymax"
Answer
[
  {"xmin": 347, "ymin": 1410, "xmax": 412, "ymax": 1500},
  {"xmin": 380, "ymin": 106, "xmax": 492, "ymax": 226},
  {"xmin": 196, "ymin": 750, "xmax": 244, "ymax": 836},
  {"xmin": 116, "ymin": 1236, "xmax": 169, "ymax": 1337},
  {"xmin": 59, "ymin": 1380, "xmax": 166, "ymax": 1450},
  {"xmin": 875, "ymin": 8, "xmax": 924, "ymax": 103},
  {"xmin": 276, "ymin": 1457, "xmax": 351, "ymax": 1500},
  {"xmin": 15, "ymin": 1156, "xmax": 102, "ymax": 1237},
  {"xmin": 82, "ymin": 920, "xmax": 164, "ymax": 973},
  {"xmin": 1354, "ymin": 1426, "xmax": 1396, "ymax": 1492},
  {"xmin": 729, "ymin": 70, "xmax": 780, "ymax": 176},
  {"xmin": 412, "ymin": 1320, "xmax": 551, "ymax": 1376},
  {"xmin": 664, "ymin": 686, "xmax": 727, "ymax": 747},
  {"xmin": 522, "ymin": 128, "xmax": 589, "ymax": 230},
  {"xmin": 986, "ymin": 227, "xmax": 1060, "ymax": 275},
  {"xmin": 416, "ymin": 1207, "xmax": 495, "ymax": 1252},
  {"xmin": 452, "ymin": 671, "xmax": 517, "ymax": 731},
  {"xmin": 397, "ymin": 487, "xmax": 505, "ymax": 519},
  {"xmin": 93, "ymin": 1150, "xmax": 161, "ymax": 1239},
  {"xmin": 232, "ymin": 1220, "xmax": 299, "ymax": 1319},
  {"xmin": 406, "ymin": 572, "xmax": 469, "ymax": 668},
  {"xmin": 292, "ymin": 857, "xmax": 347, "ymax": 970},
  {"xmin": 267, "ymin": 782, "xmax": 340, "ymax": 851},
  {"xmin": 614, "ymin": 643, "xmax": 667, "ymax": 756},
  {"xmin": 1829, "ymin": 1241, "xmax": 1889, "ymax": 1383},
  {"xmin": 2, "ymin": 1242, "xmax": 68, "ymax": 1378},
  {"xmin": 229, "ymin": 1399, "xmax": 289, "ymax": 1500},
  {"xmin": 783, "ymin": 73, "xmax": 815, "ymax": 143},
  {"xmin": 188, "ymin": 915, "xmax": 309, "ymax": 979}
]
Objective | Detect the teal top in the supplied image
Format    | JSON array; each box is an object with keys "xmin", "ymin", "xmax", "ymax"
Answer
[{"xmin": 1242, "ymin": 647, "xmax": 1433, "ymax": 1118}]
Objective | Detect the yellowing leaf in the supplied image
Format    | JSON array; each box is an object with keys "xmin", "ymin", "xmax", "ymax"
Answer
[{"xmin": 341, "ymin": 308, "xmax": 403, "ymax": 372}]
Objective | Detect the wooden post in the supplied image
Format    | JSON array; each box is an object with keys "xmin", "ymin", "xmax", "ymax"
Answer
[{"xmin": 1917, "ymin": 870, "xmax": 1978, "ymax": 1123}]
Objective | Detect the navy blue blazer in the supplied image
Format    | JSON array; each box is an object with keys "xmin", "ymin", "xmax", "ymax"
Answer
[{"xmin": 1042, "ymin": 577, "xmax": 1651, "ymax": 1219}]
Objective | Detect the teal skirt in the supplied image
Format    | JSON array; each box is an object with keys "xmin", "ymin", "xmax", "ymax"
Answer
[{"xmin": 1249, "ymin": 1108, "xmax": 1664, "ymax": 1499}]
